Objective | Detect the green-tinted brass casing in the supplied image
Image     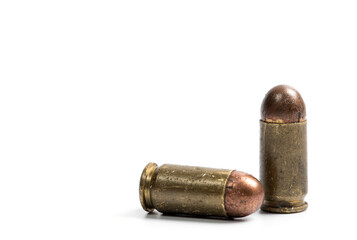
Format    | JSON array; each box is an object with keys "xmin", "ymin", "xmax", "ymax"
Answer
[
  {"xmin": 260, "ymin": 121, "xmax": 308, "ymax": 213},
  {"xmin": 140, "ymin": 163, "xmax": 232, "ymax": 217}
]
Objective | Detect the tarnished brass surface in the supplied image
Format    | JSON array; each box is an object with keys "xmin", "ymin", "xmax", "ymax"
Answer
[
  {"xmin": 260, "ymin": 121, "xmax": 308, "ymax": 213},
  {"xmin": 140, "ymin": 163, "xmax": 232, "ymax": 217}
]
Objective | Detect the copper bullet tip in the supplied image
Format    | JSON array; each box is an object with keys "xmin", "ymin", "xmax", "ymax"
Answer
[
  {"xmin": 224, "ymin": 171, "xmax": 264, "ymax": 217},
  {"xmin": 261, "ymin": 85, "xmax": 306, "ymax": 123}
]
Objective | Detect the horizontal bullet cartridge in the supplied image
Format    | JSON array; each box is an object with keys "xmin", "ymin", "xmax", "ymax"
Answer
[{"xmin": 139, "ymin": 163, "xmax": 264, "ymax": 218}]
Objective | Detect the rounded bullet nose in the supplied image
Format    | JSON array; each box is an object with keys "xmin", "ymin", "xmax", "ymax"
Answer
[
  {"xmin": 261, "ymin": 85, "xmax": 306, "ymax": 123},
  {"xmin": 224, "ymin": 171, "xmax": 264, "ymax": 217}
]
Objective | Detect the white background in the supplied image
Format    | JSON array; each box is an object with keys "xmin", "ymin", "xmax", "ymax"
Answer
[{"xmin": 1, "ymin": 1, "xmax": 356, "ymax": 239}]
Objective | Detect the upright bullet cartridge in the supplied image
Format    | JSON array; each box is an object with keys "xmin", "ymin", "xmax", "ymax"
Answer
[
  {"xmin": 260, "ymin": 85, "xmax": 308, "ymax": 213},
  {"xmin": 139, "ymin": 163, "xmax": 264, "ymax": 218}
]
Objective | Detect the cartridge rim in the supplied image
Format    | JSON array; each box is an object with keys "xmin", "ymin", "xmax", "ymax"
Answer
[
  {"xmin": 139, "ymin": 162, "xmax": 158, "ymax": 212},
  {"xmin": 261, "ymin": 201, "xmax": 308, "ymax": 213}
]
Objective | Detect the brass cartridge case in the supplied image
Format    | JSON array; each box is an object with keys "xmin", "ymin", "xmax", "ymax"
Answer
[
  {"xmin": 260, "ymin": 121, "xmax": 307, "ymax": 213},
  {"xmin": 139, "ymin": 163, "xmax": 264, "ymax": 218},
  {"xmin": 260, "ymin": 85, "xmax": 308, "ymax": 213}
]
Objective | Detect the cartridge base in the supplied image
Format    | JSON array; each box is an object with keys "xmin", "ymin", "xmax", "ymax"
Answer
[
  {"xmin": 139, "ymin": 162, "xmax": 159, "ymax": 212},
  {"xmin": 261, "ymin": 200, "xmax": 308, "ymax": 213}
]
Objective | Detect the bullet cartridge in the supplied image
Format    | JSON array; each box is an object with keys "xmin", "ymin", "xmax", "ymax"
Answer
[
  {"xmin": 139, "ymin": 163, "xmax": 264, "ymax": 218},
  {"xmin": 260, "ymin": 85, "xmax": 308, "ymax": 213}
]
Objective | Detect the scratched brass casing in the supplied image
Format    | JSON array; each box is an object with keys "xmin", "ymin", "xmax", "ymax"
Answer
[
  {"xmin": 140, "ymin": 163, "xmax": 232, "ymax": 217},
  {"xmin": 260, "ymin": 121, "xmax": 308, "ymax": 213}
]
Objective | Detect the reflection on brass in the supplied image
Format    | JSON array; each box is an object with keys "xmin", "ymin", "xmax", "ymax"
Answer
[
  {"xmin": 260, "ymin": 85, "xmax": 308, "ymax": 213},
  {"xmin": 139, "ymin": 163, "xmax": 264, "ymax": 218}
]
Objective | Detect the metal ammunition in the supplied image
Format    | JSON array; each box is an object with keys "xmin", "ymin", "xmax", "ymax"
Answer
[
  {"xmin": 260, "ymin": 85, "xmax": 308, "ymax": 213},
  {"xmin": 139, "ymin": 163, "xmax": 264, "ymax": 218}
]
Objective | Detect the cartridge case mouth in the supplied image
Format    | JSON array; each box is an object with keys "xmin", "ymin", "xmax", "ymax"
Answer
[
  {"xmin": 139, "ymin": 162, "xmax": 158, "ymax": 212},
  {"xmin": 261, "ymin": 200, "xmax": 308, "ymax": 213}
]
